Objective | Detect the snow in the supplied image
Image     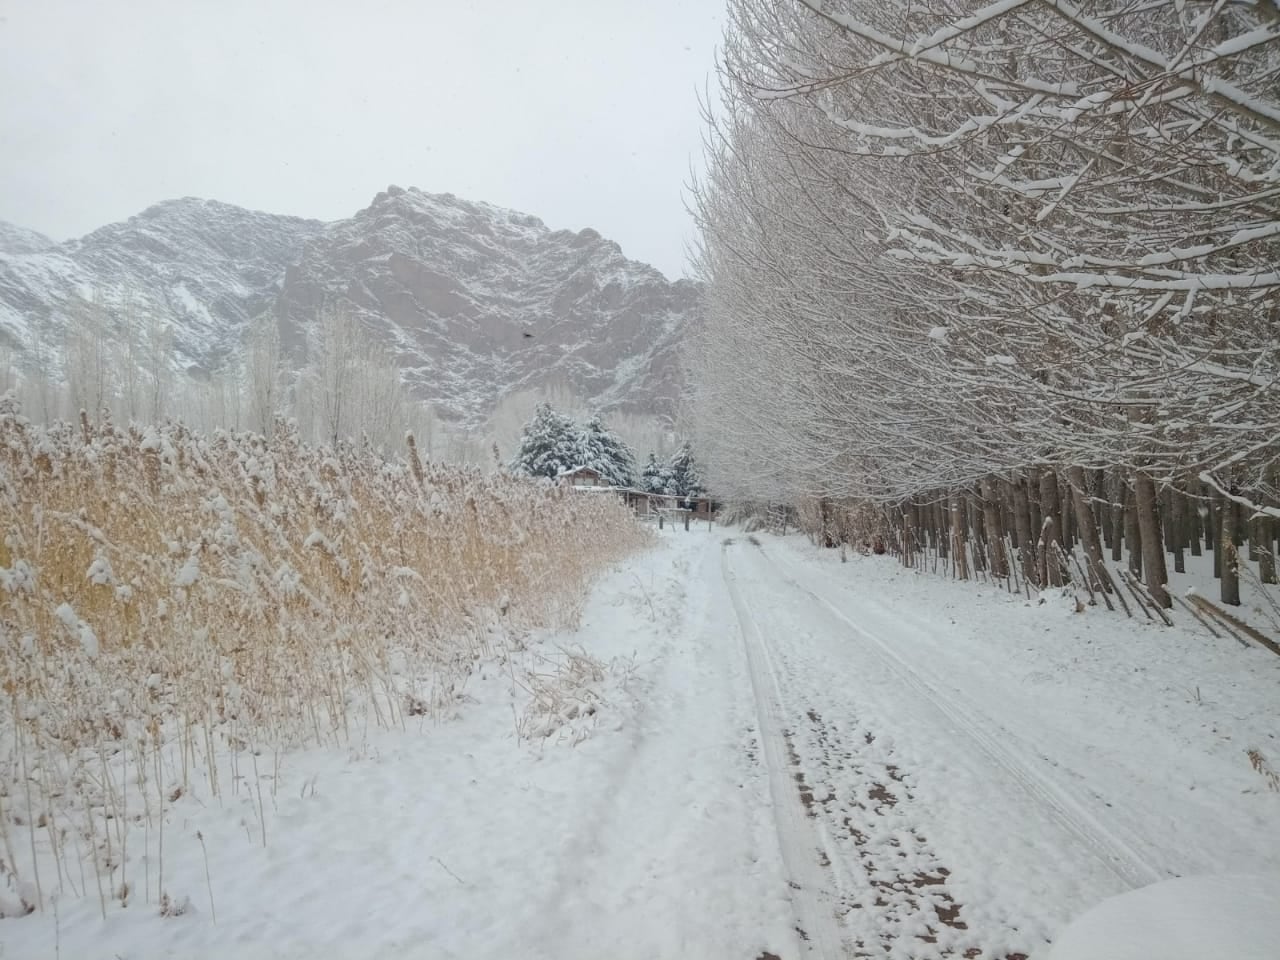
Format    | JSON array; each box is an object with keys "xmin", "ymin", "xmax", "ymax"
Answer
[
  {"xmin": 173, "ymin": 554, "xmax": 201, "ymax": 587},
  {"xmin": 4, "ymin": 529, "xmax": 794, "ymax": 960},
  {"xmin": 55, "ymin": 601, "xmax": 99, "ymax": 658},
  {"xmin": 6, "ymin": 528, "xmax": 1278, "ymax": 958},
  {"xmin": 1044, "ymin": 874, "xmax": 1280, "ymax": 959},
  {"xmin": 170, "ymin": 282, "xmax": 215, "ymax": 324}
]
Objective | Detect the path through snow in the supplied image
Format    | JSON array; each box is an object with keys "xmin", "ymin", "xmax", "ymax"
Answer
[{"xmin": 6, "ymin": 528, "xmax": 1278, "ymax": 959}]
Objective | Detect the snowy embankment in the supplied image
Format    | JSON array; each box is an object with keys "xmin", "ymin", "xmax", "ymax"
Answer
[{"xmin": 6, "ymin": 519, "xmax": 1277, "ymax": 959}]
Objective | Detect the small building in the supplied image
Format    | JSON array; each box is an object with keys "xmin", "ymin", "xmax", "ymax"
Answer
[
  {"xmin": 558, "ymin": 466, "xmax": 607, "ymax": 488},
  {"xmin": 557, "ymin": 468, "xmax": 718, "ymax": 521},
  {"xmin": 626, "ymin": 490, "xmax": 718, "ymax": 519}
]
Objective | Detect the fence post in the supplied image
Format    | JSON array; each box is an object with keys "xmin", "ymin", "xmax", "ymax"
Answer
[
  {"xmin": 684, "ymin": 512, "xmax": 690, "ymax": 531},
  {"xmin": 659, "ymin": 514, "xmax": 664, "ymax": 529}
]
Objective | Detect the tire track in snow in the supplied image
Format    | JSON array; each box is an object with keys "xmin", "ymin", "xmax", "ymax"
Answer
[
  {"xmin": 759, "ymin": 544, "xmax": 1163, "ymax": 892},
  {"xmin": 724, "ymin": 544, "xmax": 850, "ymax": 959},
  {"xmin": 794, "ymin": 705, "xmax": 1025, "ymax": 958},
  {"xmin": 729, "ymin": 543, "xmax": 1033, "ymax": 958}
]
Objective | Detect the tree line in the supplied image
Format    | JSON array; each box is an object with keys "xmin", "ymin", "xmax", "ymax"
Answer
[
  {"xmin": 3, "ymin": 296, "xmax": 687, "ymax": 471},
  {"xmin": 0, "ymin": 296, "xmax": 482, "ymax": 458},
  {"xmin": 690, "ymin": 0, "xmax": 1280, "ymax": 609}
]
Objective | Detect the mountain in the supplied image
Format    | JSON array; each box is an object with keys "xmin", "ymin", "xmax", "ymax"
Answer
[
  {"xmin": 0, "ymin": 200, "xmax": 324, "ymax": 370},
  {"xmin": 278, "ymin": 186, "xmax": 696, "ymax": 424},
  {"xmin": 0, "ymin": 188, "xmax": 698, "ymax": 425},
  {"xmin": 0, "ymin": 221, "xmax": 55, "ymax": 255}
]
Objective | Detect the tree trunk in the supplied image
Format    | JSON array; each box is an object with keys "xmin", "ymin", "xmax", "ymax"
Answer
[
  {"xmin": 1060, "ymin": 477, "xmax": 1074, "ymax": 549},
  {"xmin": 1098, "ymin": 469, "xmax": 1113, "ymax": 554},
  {"xmin": 1104, "ymin": 471, "xmax": 1120, "ymax": 562},
  {"xmin": 981, "ymin": 476, "xmax": 1008, "ymax": 578},
  {"xmin": 1259, "ymin": 515, "xmax": 1277, "ymax": 585},
  {"xmin": 1040, "ymin": 470, "xmax": 1063, "ymax": 549},
  {"xmin": 1259, "ymin": 476, "xmax": 1277, "ymax": 585},
  {"xmin": 1219, "ymin": 488, "xmax": 1240, "ymax": 605},
  {"xmin": 1210, "ymin": 489, "xmax": 1222, "ymax": 579},
  {"xmin": 1188, "ymin": 478, "xmax": 1203, "ymax": 557},
  {"xmin": 1124, "ymin": 480, "xmax": 1142, "ymax": 579},
  {"xmin": 1068, "ymin": 465, "xmax": 1108, "ymax": 592},
  {"xmin": 937, "ymin": 498, "xmax": 949, "ymax": 560},
  {"xmin": 1039, "ymin": 469, "xmax": 1063, "ymax": 587},
  {"xmin": 970, "ymin": 490, "xmax": 987, "ymax": 573},
  {"xmin": 1010, "ymin": 476, "xmax": 1036, "ymax": 587},
  {"xmin": 1161, "ymin": 487, "xmax": 1177, "ymax": 555},
  {"xmin": 950, "ymin": 491, "xmax": 969, "ymax": 580},
  {"xmin": 1134, "ymin": 471, "xmax": 1171, "ymax": 608},
  {"xmin": 1170, "ymin": 485, "xmax": 1186, "ymax": 575},
  {"xmin": 1027, "ymin": 468, "xmax": 1044, "ymax": 556}
]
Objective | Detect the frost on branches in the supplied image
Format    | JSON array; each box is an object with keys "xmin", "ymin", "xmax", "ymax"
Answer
[
  {"xmin": 509, "ymin": 402, "xmax": 638, "ymax": 487},
  {"xmin": 690, "ymin": 0, "xmax": 1280, "ymax": 608},
  {"xmin": 509, "ymin": 402, "xmax": 582, "ymax": 479},
  {"xmin": 578, "ymin": 414, "xmax": 638, "ymax": 488},
  {"xmin": 638, "ymin": 444, "xmax": 706, "ymax": 499},
  {"xmin": 666, "ymin": 441, "xmax": 706, "ymax": 499},
  {"xmin": 642, "ymin": 452, "xmax": 672, "ymax": 495}
]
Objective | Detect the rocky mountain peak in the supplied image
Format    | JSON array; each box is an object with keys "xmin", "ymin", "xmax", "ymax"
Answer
[{"xmin": 0, "ymin": 189, "xmax": 698, "ymax": 426}]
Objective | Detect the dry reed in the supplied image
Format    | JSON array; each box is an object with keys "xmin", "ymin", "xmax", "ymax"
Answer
[{"xmin": 0, "ymin": 398, "xmax": 649, "ymax": 912}]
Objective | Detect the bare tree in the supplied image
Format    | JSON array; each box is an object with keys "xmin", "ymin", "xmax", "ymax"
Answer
[{"xmin": 245, "ymin": 313, "xmax": 284, "ymax": 436}]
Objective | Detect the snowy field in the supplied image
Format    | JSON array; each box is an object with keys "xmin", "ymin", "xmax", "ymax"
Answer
[{"xmin": 5, "ymin": 526, "xmax": 1279, "ymax": 959}]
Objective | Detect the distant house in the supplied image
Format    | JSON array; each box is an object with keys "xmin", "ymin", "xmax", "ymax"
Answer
[
  {"xmin": 557, "ymin": 466, "xmax": 608, "ymax": 489},
  {"xmin": 626, "ymin": 490, "xmax": 717, "ymax": 519},
  {"xmin": 557, "ymin": 467, "xmax": 718, "ymax": 520}
]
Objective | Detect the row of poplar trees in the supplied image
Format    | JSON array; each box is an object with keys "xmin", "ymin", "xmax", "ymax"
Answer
[{"xmin": 690, "ymin": 0, "xmax": 1280, "ymax": 608}]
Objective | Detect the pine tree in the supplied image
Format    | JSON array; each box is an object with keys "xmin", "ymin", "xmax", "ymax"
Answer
[
  {"xmin": 510, "ymin": 402, "xmax": 581, "ymax": 479},
  {"xmin": 641, "ymin": 452, "xmax": 671, "ymax": 495},
  {"xmin": 578, "ymin": 414, "xmax": 637, "ymax": 488},
  {"xmin": 666, "ymin": 441, "xmax": 704, "ymax": 498}
]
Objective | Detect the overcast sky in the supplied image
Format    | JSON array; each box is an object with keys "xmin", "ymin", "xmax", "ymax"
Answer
[{"xmin": 0, "ymin": 0, "xmax": 724, "ymax": 278}]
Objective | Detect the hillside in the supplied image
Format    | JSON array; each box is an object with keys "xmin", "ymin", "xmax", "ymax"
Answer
[{"xmin": 0, "ymin": 188, "xmax": 699, "ymax": 425}]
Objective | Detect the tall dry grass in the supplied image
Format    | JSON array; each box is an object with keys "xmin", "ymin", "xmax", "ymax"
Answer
[{"xmin": 0, "ymin": 396, "xmax": 649, "ymax": 915}]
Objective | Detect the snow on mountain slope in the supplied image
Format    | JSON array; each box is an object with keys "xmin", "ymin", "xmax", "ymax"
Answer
[
  {"xmin": 0, "ymin": 220, "xmax": 55, "ymax": 255},
  {"xmin": 0, "ymin": 199, "xmax": 323, "ymax": 368},
  {"xmin": 276, "ymin": 185, "xmax": 697, "ymax": 425},
  {"xmin": 0, "ymin": 189, "xmax": 700, "ymax": 424}
]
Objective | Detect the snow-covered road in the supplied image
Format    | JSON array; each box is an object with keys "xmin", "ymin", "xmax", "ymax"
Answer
[
  {"xmin": 8, "ymin": 527, "xmax": 1278, "ymax": 960},
  {"xmin": 726, "ymin": 537, "xmax": 1146, "ymax": 959}
]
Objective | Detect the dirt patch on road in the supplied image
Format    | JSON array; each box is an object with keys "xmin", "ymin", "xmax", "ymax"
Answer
[{"xmin": 790, "ymin": 707, "xmax": 1030, "ymax": 959}]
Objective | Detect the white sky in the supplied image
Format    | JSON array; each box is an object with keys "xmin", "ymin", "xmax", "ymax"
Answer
[{"xmin": 0, "ymin": 0, "xmax": 725, "ymax": 278}]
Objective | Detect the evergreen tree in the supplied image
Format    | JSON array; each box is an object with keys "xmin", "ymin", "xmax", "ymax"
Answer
[
  {"xmin": 666, "ymin": 441, "xmax": 705, "ymax": 498},
  {"xmin": 641, "ymin": 452, "xmax": 671, "ymax": 495},
  {"xmin": 509, "ymin": 401, "xmax": 581, "ymax": 479},
  {"xmin": 578, "ymin": 414, "xmax": 637, "ymax": 488}
]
